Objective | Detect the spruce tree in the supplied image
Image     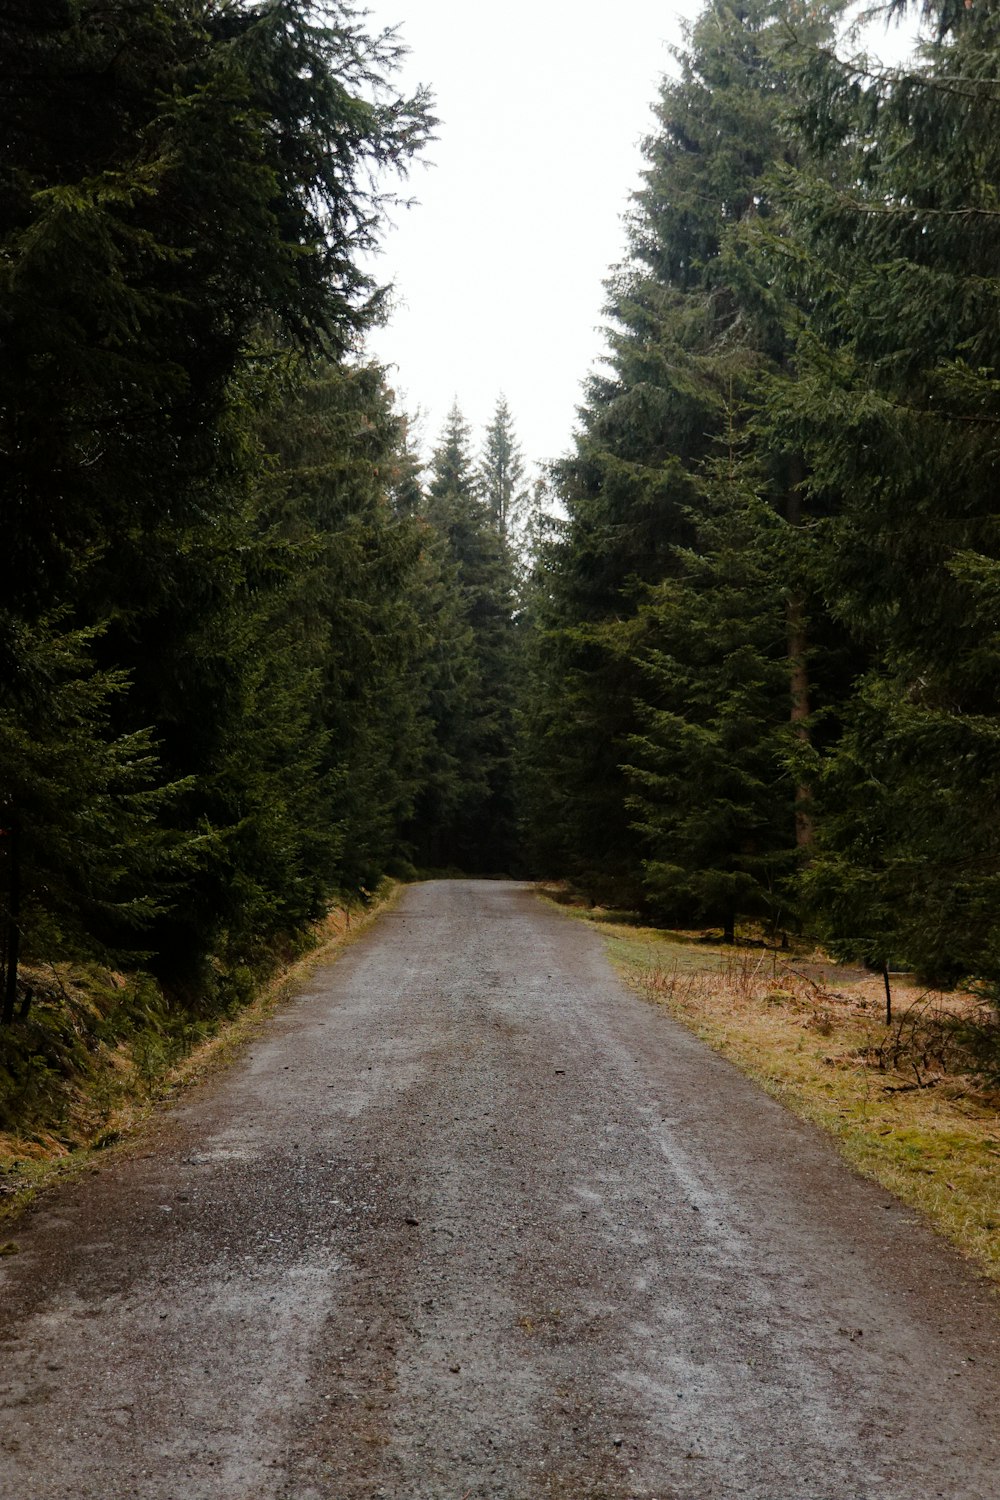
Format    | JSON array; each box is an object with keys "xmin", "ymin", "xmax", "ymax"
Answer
[
  {"xmin": 478, "ymin": 396, "xmax": 531, "ymax": 545},
  {"xmin": 0, "ymin": 617, "xmax": 179, "ymax": 1002},
  {"xmin": 0, "ymin": 0, "xmax": 432, "ymax": 987},
  {"xmin": 263, "ymin": 358, "xmax": 430, "ymax": 896},
  {"xmin": 767, "ymin": 0, "xmax": 1000, "ymax": 980},
  {"xmin": 409, "ymin": 404, "xmax": 518, "ymax": 872},
  {"xmin": 524, "ymin": 0, "xmax": 843, "ymax": 913},
  {"xmin": 627, "ymin": 454, "xmax": 801, "ymax": 938}
]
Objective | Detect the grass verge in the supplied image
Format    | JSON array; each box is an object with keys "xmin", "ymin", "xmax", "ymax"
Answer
[
  {"xmin": 543, "ymin": 890, "xmax": 1000, "ymax": 1284},
  {"xmin": 0, "ymin": 883, "xmax": 402, "ymax": 1223}
]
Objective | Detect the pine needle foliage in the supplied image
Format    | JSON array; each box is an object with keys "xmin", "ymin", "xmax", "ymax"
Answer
[
  {"xmin": 408, "ymin": 404, "xmax": 519, "ymax": 872},
  {"xmin": 522, "ymin": 0, "xmax": 847, "ymax": 916},
  {"xmin": 0, "ymin": 0, "xmax": 434, "ymax": 1006},
  {"xmin": 763, "ymin": 0, "xmax": 1000, "ymax": 982}
]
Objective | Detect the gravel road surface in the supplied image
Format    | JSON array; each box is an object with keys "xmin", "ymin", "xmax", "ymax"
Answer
[{"xmin": 2, "ymin": 878, "xmax": 1000, "ymax": 1499}]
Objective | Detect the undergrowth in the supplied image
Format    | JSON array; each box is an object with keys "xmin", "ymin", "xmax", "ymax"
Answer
[{"xmin": 0, "ymin": 886, "xmax": 398, "ymax": 1215}]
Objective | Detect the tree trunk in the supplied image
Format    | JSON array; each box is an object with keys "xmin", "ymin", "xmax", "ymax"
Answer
[
  {"xmin": 786, "ymin": 461, "xmax": 814, "ymax": 851},
  {"xmin": 2, "ymin": 819, "xmax": 21, "ymax": 1027}
]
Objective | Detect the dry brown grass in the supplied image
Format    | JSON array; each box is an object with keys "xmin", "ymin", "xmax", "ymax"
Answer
[{"xmin": 556, "ymin": 906, "xmax": 1000, "ymax": 1283}]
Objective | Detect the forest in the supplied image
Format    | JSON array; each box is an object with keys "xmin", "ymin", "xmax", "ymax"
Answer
[{"xmin": 3, "ymin": 0, "xmax": 1000, "ymax": 1097}]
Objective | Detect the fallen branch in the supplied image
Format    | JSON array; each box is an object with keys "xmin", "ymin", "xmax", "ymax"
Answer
[{"xmin": 782, "ymin": 967, "xmax": 828, "ymax": 995}]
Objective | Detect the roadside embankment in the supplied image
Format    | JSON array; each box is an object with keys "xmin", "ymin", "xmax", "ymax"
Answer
[{"xmin": 0, "ymin": 884, "xmax": 401, "ymax": 1221}]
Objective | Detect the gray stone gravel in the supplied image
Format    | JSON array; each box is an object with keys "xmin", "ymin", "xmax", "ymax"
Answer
[{"xmin": 1, "ymin": 878, "xmax": 999, "ymax": 1499}]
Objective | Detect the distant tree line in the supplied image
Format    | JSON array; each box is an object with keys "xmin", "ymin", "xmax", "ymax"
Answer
[
  {"xmin": 518, "ymin": 0, "xmax": 1000, "ymax": 991},
  {"xmin": 0, "ymin": 0, "xmax": 524, "ymax": 1017}
]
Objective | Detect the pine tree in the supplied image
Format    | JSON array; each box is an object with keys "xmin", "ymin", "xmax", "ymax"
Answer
[
  {"xmin": 627, "ymin": 453, "xmax": 801, "ymax": 938},
  {"xmin": 523, "ymin": 0, "xmax": 843, "ymax": 910},
  {"xmin": 478, "ymin": 396, "xmax": 531, "ymax": 544},
  {"xmin": 0, "ymin": 0, "xmax": 433, "ymax": 988},
  {"xmin": 409, "ymin": 404, "xmax": 518, "ymax": 871},
  {"xmin": 263, "ymin": 358, "xmax": 430, "ymax": 896},
  {"xmin": 0, "ymin": 616, "xmax": 179, "ymax": 1010},
  {"xmin": 767, "ymin": 0, "xmax": 1000, "ymax": 981}
]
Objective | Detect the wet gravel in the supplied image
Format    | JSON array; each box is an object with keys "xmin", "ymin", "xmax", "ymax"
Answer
[{"xmin": 1, "ymin": 879, "xmax": 999, "ymax": 1499}]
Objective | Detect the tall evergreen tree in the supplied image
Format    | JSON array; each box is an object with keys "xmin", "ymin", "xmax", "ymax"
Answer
[
  {"xmin": 265, "ymin": 359, "xmax": 430, "ymax": 896},
  {"xmin": 522, "ymin": 0, "xmax": 844, "ymax": 915},
  {"xmin": 627, "ymin": 455, "xmax": 802, "ymax": 938},
  {"xmin": 766, "ymin": 0, "xmax": 1000, "ymax": 980},
  {"xmin": 0, "ymin": 0, "xmax": 433, "ymax": 991},
  {"xmin": 409, "ymin": 404, "xmax": 518, "ymax": 871},
  {"xmin": 478, "ymin": 395, "xmax": 530, "ymax": 544}
]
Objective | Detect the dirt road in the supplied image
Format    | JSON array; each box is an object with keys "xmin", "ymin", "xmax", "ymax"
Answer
[{"xmin": 2, "ymin": 880, "xmax": 999, "ymax": 1499}]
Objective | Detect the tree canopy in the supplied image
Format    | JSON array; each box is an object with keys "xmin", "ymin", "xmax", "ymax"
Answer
[
  {"xmin": 9, "ymin": 0, "xmax": 1000, "ymax": 1047},
  {"xmin": 0, "ymin": 0, "xmax": 436, "ymax": 1003}
]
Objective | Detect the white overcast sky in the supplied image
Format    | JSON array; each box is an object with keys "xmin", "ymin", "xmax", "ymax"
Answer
[{"xmin": 360, "ymin": 2, "xmax": 918, "ymax": 475}]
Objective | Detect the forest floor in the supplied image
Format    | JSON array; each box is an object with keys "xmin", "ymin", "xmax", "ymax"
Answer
[
  {"xmin": 543, "ymin": 889, "xmax": 1000, "ymax": 1285},
  {"xmin": 2, "ymin": 878, "xmax": 1000, "ymax": 1498}
]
